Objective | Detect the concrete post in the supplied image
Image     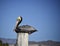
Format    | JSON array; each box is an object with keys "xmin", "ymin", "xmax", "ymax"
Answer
[{"xmin": 17, "ymin": 33, "xmax": 28, "ymax": 46}]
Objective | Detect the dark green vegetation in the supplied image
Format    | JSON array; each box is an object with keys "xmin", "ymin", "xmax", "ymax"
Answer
[{"xmin": 0, "ymin": 40, "xmax": 9, "ymax": 46}]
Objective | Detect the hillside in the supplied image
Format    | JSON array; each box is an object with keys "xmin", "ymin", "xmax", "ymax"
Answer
[{"xmin": 0, "ymin": 38, "xmax": 60, "ymax": 46}]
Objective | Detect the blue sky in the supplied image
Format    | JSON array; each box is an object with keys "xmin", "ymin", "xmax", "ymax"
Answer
[{"xmin": 0, "ymin": 0, "xmax": 60, "ymax": 41}]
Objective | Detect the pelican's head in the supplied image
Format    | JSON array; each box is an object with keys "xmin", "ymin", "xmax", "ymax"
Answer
[{"xmin": 17, "ymin": 16, "xmax": 22, "ymax": 21}]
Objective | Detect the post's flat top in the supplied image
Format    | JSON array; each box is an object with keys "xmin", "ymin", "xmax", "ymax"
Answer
[{"xmin": 15, "ymin": 25, "xmax": 37, "ymax": 34}]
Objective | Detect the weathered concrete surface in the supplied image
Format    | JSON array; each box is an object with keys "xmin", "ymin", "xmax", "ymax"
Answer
[{"xmin": 16, "ymin": 33, "xmax": 28, "ymax": 46}]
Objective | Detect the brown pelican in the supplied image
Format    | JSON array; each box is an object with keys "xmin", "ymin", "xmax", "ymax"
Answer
[{"xmin": 14, "ymin": 16, "xmax": 37, "ymax": 34}]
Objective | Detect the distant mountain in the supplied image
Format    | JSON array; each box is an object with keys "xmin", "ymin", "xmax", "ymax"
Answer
[
  {"xmin": 0, "ymin": 38, "xmax": 60, "ymax": 46},
  {"xmin": 38, "ymin": 40, "xmax": 60, "ymax": 46},
  {"xmin": 0, "ymin": 38, "xmax": 16, "ymax": 44}
]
